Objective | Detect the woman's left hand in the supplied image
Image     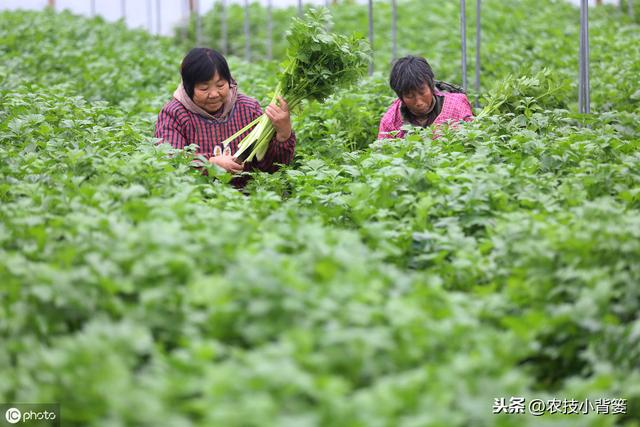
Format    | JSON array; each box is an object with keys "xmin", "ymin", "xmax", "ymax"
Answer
[{"xmin": 265, "ymin": 96, "xmax": 292, "ymax": 142}]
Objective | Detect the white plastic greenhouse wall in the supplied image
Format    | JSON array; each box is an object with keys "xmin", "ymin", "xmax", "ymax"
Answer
[{"xmin": 1, "ymin": 0, "xmax": 622, "ymax": 36}]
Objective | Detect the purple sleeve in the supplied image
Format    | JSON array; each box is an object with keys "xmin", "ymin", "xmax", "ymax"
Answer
[{"xmin": 155, "ymin": 105, "xmax": 189, "ymax": 149}]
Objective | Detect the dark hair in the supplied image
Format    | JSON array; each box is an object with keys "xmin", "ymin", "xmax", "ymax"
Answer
[
  {"xmin": 181, "ymin": 48, "xmax": 233, "ymax": 99},
  {"xmin": 435, "ymin": 80, "xmax": 465, "ymax": 94},
  {"xmin": 389, "ymin": 55, "xmax": 435, "ymax": 98}
]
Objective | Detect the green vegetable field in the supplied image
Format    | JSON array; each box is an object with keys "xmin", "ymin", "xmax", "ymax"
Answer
[{"xmin": 1, "ymin": 1, "xmax": 639, "ymax": 425}]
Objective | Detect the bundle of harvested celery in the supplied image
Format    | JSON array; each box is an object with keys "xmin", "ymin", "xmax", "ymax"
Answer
[{"xmin": 228, "ymin": 8, "xmax": 371, "ymax": 162}]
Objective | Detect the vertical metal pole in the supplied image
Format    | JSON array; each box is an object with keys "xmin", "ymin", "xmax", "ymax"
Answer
[
  {"xmin": 221, "ymin": 0, "xmax": 228, "ymax": 55},
  {"xmin": 147, "ymin": 0, "xmax": 153, "ymax": 32},
  {"xmin": 156, "ymin": 0, "xmax": 161, "ymax": 35},
  {"xmin": 181, "ymin": 0, "xmax": 188, "ymax": 42},
  {"xmin": 579, "ymin": 0, "xmax": 590, "ymax": 114},
  {"xmin": 267, "ymin": 0, "xmax": 273, "ymax": 60},
  {"xmin": 460, "ymin": 0, "xmax": 467, "ymax": 92},
  {"xmin": 391, "ymin": 0, "xmax": 397, "ymax": 61},
  {"xmin": 244, "ymin": 0, "xmax": 251, "ymax": 62},
  {"xmin": 121, "ymin": 0, "xmax": 126, "ymax": 19},
  {"xmin": 629, "ymin": 0, "xmax": 634, "ymax": 18},
  {"xmin": 474, "ymin": 0, "xmax": 481, "ymax": 108},
  {"xmin": 91, "ymin": 0, "xmax": 96, "ymax": 16},
  {"xmin": 578, "ymin": 0, "xmax": 584, "ymax": 113},
  {"xmin": 584, "ymin": 0, "xmax": 590, "ymax": 113},
  {"xmin": 298, "ymin": 0, "xmax": 303, "ymax": 16},
  {"xmin": 325, "ymin": 0, "xmax": 329, "ymax": 7},
  {"xmin": 368, "ymin": 0, "xmax": 374, "ymax": 76},
  {"xmin": 195, "ymin": 0, "xmax": 202, "ymax": 46}
]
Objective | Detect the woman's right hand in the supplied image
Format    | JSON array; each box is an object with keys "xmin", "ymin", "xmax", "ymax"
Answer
[{"xmin": 208, "ymin": 155, "xmax": 244, "ymax": 174}]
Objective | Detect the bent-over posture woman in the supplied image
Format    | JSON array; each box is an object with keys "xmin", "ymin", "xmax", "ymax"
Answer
[{"xmin": 378, "ymin": 55, "xmax": 473, "ymax": 140}]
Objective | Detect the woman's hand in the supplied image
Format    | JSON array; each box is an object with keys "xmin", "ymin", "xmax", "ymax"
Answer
[
  {"xmin": 208, "ymin": 155, "xmax": 244, "ymax": 174},
  {"xmin": 265, "ymin": 96, "xmax": 292, "ymax": 142}
]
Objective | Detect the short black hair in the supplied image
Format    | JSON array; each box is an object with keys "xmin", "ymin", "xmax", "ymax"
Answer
[
  {"xmin": 181, "ymin": 48, "xmax": 233, "ymax": 99},
  {"xmin": 389, "ymin": 55, "xmax": 436, "ymax": 98}
]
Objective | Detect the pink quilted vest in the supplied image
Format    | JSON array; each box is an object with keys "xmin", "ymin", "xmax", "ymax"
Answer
[{"xmin": 378, "ymin": 91, "xmax": 474, "ymax": 139}]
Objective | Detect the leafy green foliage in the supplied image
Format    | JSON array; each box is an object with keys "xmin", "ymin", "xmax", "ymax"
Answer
[
  {"xmin": 1, "ymin": 3, "xmax": 640, "ymax": 426},
  {"xmin": 0, "ymin": 9, "xmax": 181, "ymax": 116},
  {"xmin": 278, "ymin": 9, "xmax": 370, "ymax": 107},
  {"xmin": 190, "ymin": 0, "xmax": 640, "ymax": 113},
  {"xmin": 234, "ymin": 9, "xmax": 370, "ymax": 161},
  {"xmin": 479, "ymin": 68, "xmax": 569, "ymax": 117}
]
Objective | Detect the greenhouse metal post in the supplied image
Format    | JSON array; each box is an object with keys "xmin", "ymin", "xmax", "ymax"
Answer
[
  {"xmin": 121, "ymin": 0, "xmax": 126, "ymax": 19},
  {"xmin": 195, "ymin": 0, "xmax": 202, "ymax": 46},
  {"xmin": 156, "ymin": 0, "xmax": 161, "ymax": 35},
  {"xmin": 147, "ymin": 0, "xmax": 153, "ymax": 32},
  {"xmin": 181, "ymin": 0, "xmax": 188, "ymax": 41},
  {"xmin": 324, "ymin": 0, "xmax": 330, "ymax": 30},
  {"xmin": 267, "ymin": 0, "xmax": 273, "ymax": 60},
  {"xmin": 221, "ymin": 0, "xmax": 228, "ymax": 55},
  {"xmin": 391, "ymin": 0, "xmax": 398, "ymax": 61},
  {"xmin": 579, "ymin": 0, "xmax": 590, "ymax": 114},
  {"xmin": 629, "ymin": 0, "xmax": 634, "ymax": 17},
  {"xmin": 91, "ymin": 0, "xmax": 96, "ymax": 17},
  {"xmin": 298, "ymin": 0, "xmax": 303, "ymax": 16},
  {"xmin": 475, "ymin": 0, "xmax": 480, "ymax": 108},
  {"xmin": 460, "ymin": 0, "xmax": 467, "ymax": 92},
  {"xmin": 244, "ymin": 0, "xmax": 251, "ymax": 62},
  {"xmin": 368, "ymin": 0, "xmax": 374, "ymax": 75}
]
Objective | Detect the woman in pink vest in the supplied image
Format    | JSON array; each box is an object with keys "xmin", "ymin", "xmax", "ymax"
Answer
[{"xmin": 378, "ymin": 56, "xmax": 473, "ymax": 140}]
